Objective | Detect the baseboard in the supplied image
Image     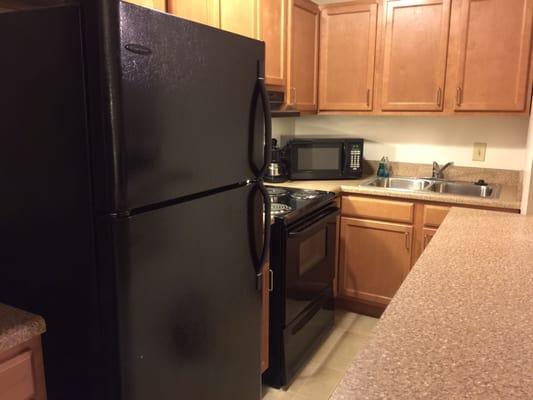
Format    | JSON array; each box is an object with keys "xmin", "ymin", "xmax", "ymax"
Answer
[{"xmin": 335, "ymin": 297, "xmax": 385, "ymax": 318}]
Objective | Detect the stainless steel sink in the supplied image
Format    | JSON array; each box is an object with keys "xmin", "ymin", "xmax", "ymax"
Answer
[
  {"xmin": 429, "ymin": 181, "xmax": 499, "ymax": 198},
  {"xmin": 362, "ymin": 177, "xmax": 500, "ymax": 199},
  {"xmin": 364, "ymin": 177, "xmax": 434, "ymax": 191}
]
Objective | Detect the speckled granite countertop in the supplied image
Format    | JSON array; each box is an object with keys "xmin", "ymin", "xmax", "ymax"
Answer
[
  {"xmin": 0, "ymin": 304, "xmax": 46, "ymax": 352},
  {"xmin": 331, "ymin": 208, "xmax": 533, "ymax": 400},
  {"xmin": 268, "ymin": 178, "xmax": 521, "ymax": 210}
]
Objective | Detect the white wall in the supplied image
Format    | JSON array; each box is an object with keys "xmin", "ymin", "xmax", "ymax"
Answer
[
  {"xmin": 273, "ymin": 115, "xmax": 529, "ymax": 170},
  {"xmin": 521, "ymin": 113, "xmax": 533, "ymax": 214}
]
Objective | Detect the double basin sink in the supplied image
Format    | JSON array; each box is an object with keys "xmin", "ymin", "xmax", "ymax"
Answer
[{"xmin": 363, "ymin": 177, "xmax": 500, "ymax": 199}]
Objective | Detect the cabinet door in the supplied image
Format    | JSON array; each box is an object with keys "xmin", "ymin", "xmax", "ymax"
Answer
[
  {"xmin": 260, "ymin": 0, "xmax": 288, "ymax": 87},
  {"xmin": 290, "ymin": 0, "xmax": 320, "ymax": 112},
  {"xmin": 454, "ymin": 0, "xmax": 533, "ymax": 111},
  {"xmin": 381, "ymin": 0, "xmax": 451, "ymax": 111},
  {"xmin": 220, "ymin": 0, "xmax": 259, "ymax": 39},
  {"xmin": 167, "ymin": 0, "xmax": 219, "ymax": 26},
  {"xmin": 319, "ymin": 3, "xmax": 378, "ymax": 111},
  {"xmin": 339, "ymin": 217, "xmax": 412, "ymax": 306},
  {"xmin": 126, "ymin": 0, "xmax": 166, "ymax": 11},
  {"xmin": 0, "ymin": 337, "xmax": 47, "ymax": 400}
]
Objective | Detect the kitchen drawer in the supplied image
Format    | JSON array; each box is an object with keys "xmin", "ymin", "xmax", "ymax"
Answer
[
  {"xmin": 0, "ymin": 350, "xmax": 36, "ymax": 399},
  {"xmin": 423, "ymin": 205, "xmax": 450, "ymax": 227},
  {"xmin": 342, "ymin": 196, "xmax": 414, "ymax": 224}
]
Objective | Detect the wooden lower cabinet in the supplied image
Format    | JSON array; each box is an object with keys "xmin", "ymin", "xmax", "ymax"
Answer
[
  {"xmin": 0, "ymin": 336, "xmax": 47, "ymax": 400},
  {"xmin": 261, "ymin": 261, "xmax": 270, "ymax": 373},
  {"xmin": 337, "ymin": 195, "xmax": 518, "ymax": 316},
  {"xmin": 339, "ymin": 217, "xmax": 412, "ymax": 307}
]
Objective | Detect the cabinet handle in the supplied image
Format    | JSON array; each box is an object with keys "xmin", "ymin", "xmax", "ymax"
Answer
[
  {"xmin": 405, "ymin": 232, "xmax": 410, "ymax": 251},
  {"xmin": 366, "ymin": 89, "xmax": 371, "ymax": 107},
  {"xmin": 456, "ymin": 87, "xmax": 462, "ymax": 107},
  {"xmin": 424, "ymin": 233, "xmax": 431, "ymax": 249},
  {"xmin": 437, "ymin": 88, "xmax": 442, "ymax": 108},
  {"xmin": 269, "ymin": 269, "xmax": 274, "ymax": 292}
]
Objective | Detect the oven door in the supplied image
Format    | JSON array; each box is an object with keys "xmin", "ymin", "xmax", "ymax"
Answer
[
  {"xmin": 284, "ymin": 206, "xmax": 339, "ymax": 325},
  {"xmin": 288, "ymin": 142, "xmax": 344, "ymax": 180}
]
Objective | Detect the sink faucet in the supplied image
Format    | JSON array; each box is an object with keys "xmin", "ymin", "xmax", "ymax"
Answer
[{"xmin": 432, "ymin": 161, "xmax": 454, "ymax": 179}]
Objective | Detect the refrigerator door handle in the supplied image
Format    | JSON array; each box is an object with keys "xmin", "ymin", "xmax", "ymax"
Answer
[
  {"xmin": 257, "ymin": 76, "xmax": 272, "ymax": 178},
  {"xmin": 258, "ymin": 180, "xmax": 271, "ymax": 269}
]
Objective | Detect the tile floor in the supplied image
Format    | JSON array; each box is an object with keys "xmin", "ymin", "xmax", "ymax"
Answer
[{"xmin": 262, "ymin": 310, "xmax": 379, "ymax": 400}]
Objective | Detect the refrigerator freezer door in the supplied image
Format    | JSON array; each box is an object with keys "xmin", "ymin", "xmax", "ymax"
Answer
[
  {"xmin": 110, "ymin": 184, "xmax": 266, "ymax": 399},
  {"xmin": 101, "ymin": 3, "xmax": 268, "ymax": 212}
]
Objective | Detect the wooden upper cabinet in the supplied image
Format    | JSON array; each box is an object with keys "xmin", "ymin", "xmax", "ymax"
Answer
[
  {"xmin": 381, "ymin": 0, "xmax": 451, "ymax": 111},
  {"xmin": 290, "ymin": 0, "xmax": 320, "ymax": 112},
  {"xmin": 319, "ymin": 3, "xmax": 378, "ymax": 111},
  {"xmin": 126, "ymin": 0, "xmax": 166, "ymax": 11},
  {"xmin": 454, "ymin": 0, "xmax": 533, "ymax": 112},
  {"xmin": 167, "ymin": 0, "xmax": 218, "ymax": 26},
  {"xmin": 260, "ymin": 0, "xmax": 288, "ymax": 87},
  {"xmin": 219, "ymin": 0, "xmax": 259, "ymax": 39},
  {"xmin": 169, "ymin": 0, "xmax": 259, "ymax": 37}
]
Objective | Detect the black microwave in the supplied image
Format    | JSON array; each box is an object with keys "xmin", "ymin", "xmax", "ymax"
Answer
[{"xmin": 284, "ymin": 138, "xmax": 364, "ymax": 180}]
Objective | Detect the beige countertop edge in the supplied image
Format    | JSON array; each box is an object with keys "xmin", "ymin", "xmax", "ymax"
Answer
[
  {"xmin": 0, "ymin": 304, "xmax": 46, "ymax": 353},
  {"xmin": 267, "ymin": 179, "xmax": 521, "ymax": 210},
  {"xmin": 331, "ymin": 208, "xmax": 533, "ymax": 399}
]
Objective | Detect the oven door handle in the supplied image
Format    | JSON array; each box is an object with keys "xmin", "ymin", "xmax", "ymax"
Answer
[{"xmin": 288, "ymin": 207, "xmax": 340, "ymax": 239}]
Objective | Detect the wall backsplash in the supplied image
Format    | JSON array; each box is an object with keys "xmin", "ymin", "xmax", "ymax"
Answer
[{"xmin": 272, "ymin": 115, "xmax": 529, "ymax": 171}]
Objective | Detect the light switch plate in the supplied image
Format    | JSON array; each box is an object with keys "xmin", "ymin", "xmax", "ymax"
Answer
[{"xmin": 473, "ymin": 142, "xmax": 487, "ymax": 161}]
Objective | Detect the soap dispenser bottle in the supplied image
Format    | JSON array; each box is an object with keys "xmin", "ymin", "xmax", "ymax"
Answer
[{"xmin": 377, "ymin": 156, "xmax": 390, "ymax": 178}]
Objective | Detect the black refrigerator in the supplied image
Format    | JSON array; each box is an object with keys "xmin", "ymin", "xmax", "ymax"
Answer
[{"xmin": 0, "ymin": 2, "xmax": 271, "ymax": 399}]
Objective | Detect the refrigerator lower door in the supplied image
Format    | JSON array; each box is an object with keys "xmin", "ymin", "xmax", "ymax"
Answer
[{"xmin": 110, "ymin": 183, "xmax": 265, "ymax": 400}]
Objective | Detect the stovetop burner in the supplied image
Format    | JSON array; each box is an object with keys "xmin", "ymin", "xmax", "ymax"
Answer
[
  {"xmin": 271, "ymin": 203, "xmax": 293, "ymax": 216},
  {"xmin": 289, "ymin": 190, "xmax": 322, "ymax": 200},
  {"xmin": 266, "ymin": 186, "xmax": 337, "ymax": 223}
]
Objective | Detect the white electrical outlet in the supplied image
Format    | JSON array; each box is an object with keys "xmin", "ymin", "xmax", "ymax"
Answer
[{"xmin": 473, "ymin": 143, "xmax": 487, "ymax": 161}]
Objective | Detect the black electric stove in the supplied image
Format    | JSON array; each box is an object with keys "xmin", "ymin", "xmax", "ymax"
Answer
[
  {"xmin": 266, "ymin": 186, "xmax": 336, "ymax": 225},
  {"xmin": 264, "ymin": 186, "xmax": 338, "ymax": 388}
]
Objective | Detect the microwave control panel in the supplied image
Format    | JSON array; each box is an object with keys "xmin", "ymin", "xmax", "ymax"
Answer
[
  {"xmin": 349, "ymin": 145, "xmax": 362, "ymax": 171},
  {"xmin": 341, "ymin": 141, "xmax": 363, "ymax": 178}
]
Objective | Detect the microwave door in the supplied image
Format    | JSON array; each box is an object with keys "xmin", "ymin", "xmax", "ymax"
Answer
[{"xmin": 290, "ymin": 143, "xmax": 344, "ymax": 180}]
